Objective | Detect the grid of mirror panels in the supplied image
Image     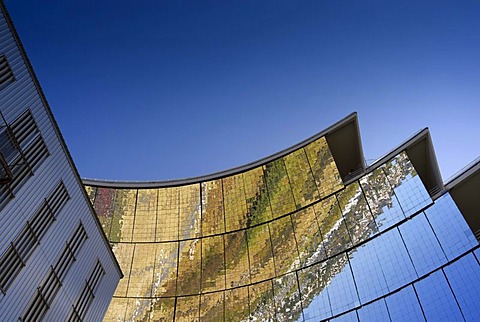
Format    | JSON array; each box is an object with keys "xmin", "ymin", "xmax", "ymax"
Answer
[{"xmin": 86, "ymin": 142, "xmax": 479, "ymax": 321}]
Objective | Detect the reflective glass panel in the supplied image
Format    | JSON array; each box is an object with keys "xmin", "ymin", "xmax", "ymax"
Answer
[
  {"xmin": 111, "ymin": 189, "xmax": 137, "ymax": 242},
  {"xmin": 270, "ymin": 215, "xmax": 300, "ymax": 275},
  {"xmin": 223, "ymin": 173, "xmax": 248, "ymax": 231},
  {"xmin": 274, "ymin": 272, "xmax": 303, "ymax": 321},
  {"xmin": 124, "ymin": 296, "xmax": 151, "ymax": 321},
  {"xmin": 201, "ymin": 180, "xmax": 225, "ymax": 236},
  {"xmin": 415, "ymin": 269, "xmax": 464, "ymax": 321},
  {"xmin": 201, "ymin": 235, "xmax": 225, "ymax": 293},
  {"xmin": 224, "ymin": 230, "xmax": 250, "ymax": 288},
  {"xmin": 315, "ymin": 195, "xmax": 352, "ymax": 257},
  {"xmin": 177, "ymin": 239, "xmax": 201, "ymax": 295},
  {"xmin": 375, "ymin": 228, "xmax": 417, "ymax": 292},
  {"xmin": 104, "ymin": 297, "xmax": 128, "ymax": 321},
  {"xmin": 291, "ymin": 206, "xmax": 326, "ymax": 267},
  {"xmin": 323, "ymin": 253, "xmax": 359, "ymax": 316},
  {"xmin": 264, "ymin": 160, "xmax": 296, "ymax": 218},
  {"xmin": 298, "ymin": 261, "xmax": 332, "ymax": 321},
  {"xmin": 153, "ymin": 241, "xmax": 178, "ymax": 297},
  {"xmin": 200, "ymin": 292, "xmax": 224, "ymax": 322},
  {"xmin": 178, "ymin": 184, "xmax": 201, "ymax": 240},
  {"xmin": 425, "ymin": 193, "xmax": 477, "ymax": 260},
  {"xmin": 383, "ymin": 152, "xmax": 431, "ymax": 217},
  {"xmin": 360, "ymin": 168, "xmax": 405, "ymax": 231},
  {"xmin": 150, "ymin": 298, "xmax": 175, "ymax": 322},
  {"xmin": 357, "ymin": 298, "xmax": 390, "ymax": 322},
  {"xmin": 284, "ymin": 148, "xmax": 319, "ymax": 209},
  {"xmin": 247, "ymin": 223, "xmax": 275, "ymax": 283},
  {"xmin": 225, "ymin": 286, "xmax": 249, "ymax": 321},
  {"xmin": 248, "ymin": 280, "xmax": 276, "ymax": 321},
  {"xmin": 175, "ymin": 295, "xmax": 200, "ymax": 322},
  {"xmin": 348, "ymin": 239, "xmax": 389, "ymax": 304},
  {"xmin": 399, "ymin": 212, "xmax": 447, "ymax": 276},
  {"xmin": 133, "ymin": 189, "xmax": 157, "ymax": 242},
  {"xmin": 157, "ymin": 187, "xmax": 180, "ymax": 242},
  {"xmin": 112, "ymin": 243, "xmax": 135, "ymax": 296},
  {"xmin": 385, "ymin": 285, "xmax": 425, "ymax": 322},
  {"xmin": 303, "ymin": 136, "xmax": 343, "ymax": 198},
  {"xmin": 243, "ymin": 166, "xmax": 272, "ymax": 226},
  {"xmin": 444, "ymin": 253, "xmax": 480, "ymax": 321},
  {"xmin": 336, "ymin": 181, "xmax": 377, "ymax": 245},
  {"xmin": 84, "ymin": 185, "xmax": 96, "ymax": 204},
  {"xmin": 330, "ymin": 310, "xmax": 359, "ymax": 322},
  {"xmin": 93, "ymin": 187, "xmax": 115, "ymax": 238},
  {"xmin": 127, "ymin": 243, "xmax": 156, "ymax": 298}
]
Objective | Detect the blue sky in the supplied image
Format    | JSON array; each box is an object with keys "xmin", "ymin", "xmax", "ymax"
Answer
[{"xmin": 5, "ymin": 1, "xmax": 480, "ymax": 181}]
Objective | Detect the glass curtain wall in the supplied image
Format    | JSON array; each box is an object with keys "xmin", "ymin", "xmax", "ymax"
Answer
[{"xmin": 85, "ymin": 137, "xmax": 479, "ymax": 321}]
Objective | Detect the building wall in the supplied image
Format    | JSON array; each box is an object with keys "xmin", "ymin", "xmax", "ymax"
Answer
[
  {"xmin": 86, "ymin": 132, "xmax": 480, "ymax": 321},
  {"xmin": 0, "ymin": 4, "xmax": 121, "ymax": 321}
]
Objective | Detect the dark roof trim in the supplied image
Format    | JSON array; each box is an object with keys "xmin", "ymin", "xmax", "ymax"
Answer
[
  {"xmin": 83, "ymin": 112, "xmax": 361, "ymax": 188},
  {"xmin": 364, "ymin": 128, "xmax": 444, "ymax": 198},
  {"xmin": 444, "ymin": 157, "xmax": 480, "ymax": 190},
  {"xmin": 0, "ymin": 1, "xmax": 123, "ymax": 277}
]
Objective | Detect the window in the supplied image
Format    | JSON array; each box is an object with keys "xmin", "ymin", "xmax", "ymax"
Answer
[{"xmin": 21, "ymin": 222, "xmax": 88, "ymax": 321}]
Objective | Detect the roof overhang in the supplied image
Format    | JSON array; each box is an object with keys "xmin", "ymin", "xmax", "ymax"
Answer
[
  {"xmin": 445, "ymin": 158, "xmax": 480, "ymax": 239},
  {"xmin": 83, "ymin": 112, "xmax": 364, "ymax": 189},
  {"xmin": 366, "ymin": 128, "xmax": 444, "ymax": 199}
]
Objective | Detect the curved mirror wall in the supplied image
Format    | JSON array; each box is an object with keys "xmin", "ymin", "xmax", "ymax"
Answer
[{"xmin": 85, "ymin": 136, "xmax": 479, "ymax": 321}]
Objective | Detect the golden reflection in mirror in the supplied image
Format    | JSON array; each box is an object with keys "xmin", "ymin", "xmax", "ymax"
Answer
[
  {"xmin": 225, "ymin": 286, "xmax": 249, "ymax": 321},
  {"xmin": 178, "ymin": 184, "xmax": 201, "ymax": 240},
  {"xmin": 223, "ymin": 173, "xmax": 248, "ymax": 232},
  {"xmin": 243, "ymin": 166, "xmax": 272, "ymax": 227},
  {"xmin": 133, "ymin": 189, "xmax": 157, "ymax": 242},
  {"xmin": 149, "ymin": 297, "xmax": 175, "ymax": 322},
  {"xmin": 175, "ymin": 295, "xmax": 200, "ymax": 322},
  {"xmin": 201, "ymin": 235, "xmax": 225, "ymax": 293},
  {"xmin": 103, "ymin": 297, "xmax": 128, "ymax": 321},
  {"xmin": 304, "ymin": 136, "xmax": 343, "ymax": 198},
  {"xmin": 157, "ymin": 187, "xmax": 180, "ymax": 242},
  {"xmin": 224, "ymin": 230, "xmax": 250, "ymax": 288},
  {"xmin": 201, "ymin": 180, "xmax": 225, "ymax": 236},
  {"xmin": 247, "ymin": 223, "xmax": 275, "ymax": 283},
  {"xmin": 200, "ymin": 292, "xmax": 224, "ymax": 322},
  {"xmin": 177, "ymin": 239, "xmax": 201, "ymax": 296},
  {"xmin": 249, "ymin": 279, "xmax": 275, "ymax": 320},
  {"xmin": 112, "ymin": 243, "xmax": 135, "ymax": 297},
  {"xmin": 284, "ymin": 148, "xmax": 320, "ymax": 209},
  {"xmin": 127, "ymin": 243, "xmax": 156, "ymax": 298},
  {"xmin": 264, "ymin": 161, "xmax": 296, "ymax": 218},
  {"xmin": 291, "ymin": 206, "xmax": 326, "ymax": 266},
  {"xmin": 153, "ymin": 241, "xmax": 178, "ymax": 297},
  {"xmin": 269, "ymin": 215, "xmax": 300, "ymax": 275},
  {"xmin": 314, "ymin": 195, "xmax": 352, "ymax": 257}
]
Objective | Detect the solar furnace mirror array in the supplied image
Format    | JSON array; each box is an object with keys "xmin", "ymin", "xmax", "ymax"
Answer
[{"xmin": 85, "ymin": 134, "xmax": 480, "ymax": 321}]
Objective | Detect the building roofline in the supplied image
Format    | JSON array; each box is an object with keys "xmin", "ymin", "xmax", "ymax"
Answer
[
  {"xmin": 364, "ymin": 128, "xmax": 444, "ymax": 198},
  {"xmin": 83, "ymin": 112, "xmax": 361, "ymax": 188},
  {"xmin": 444, "ymin": 157, "xmax": 480, "ymax": 190},
  {"xmin": 0, "ymin": 1, "xmax": 123, "ymax": 277}
]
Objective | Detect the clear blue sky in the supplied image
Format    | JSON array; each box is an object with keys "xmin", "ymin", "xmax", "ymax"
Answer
[{"xmin": 5, "ymin": 1, "xmax": 480, "ymax": 181}]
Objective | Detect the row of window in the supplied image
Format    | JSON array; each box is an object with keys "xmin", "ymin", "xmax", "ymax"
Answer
[
  {"xmin": 0, "ymin": 181, "xmax": 69, "ymax": 294},
  {"xmin": 87, "ymin": 136, "xmax": 344, "ymax": 242},
  {"xmin": 68, "ymin": 260, "xmax": 105, "ymax": 322},
  {"xmin": 21, "ymin": 222, "xmax": 88, "ymax": 321},
  {"xmin": 104, "ymin": 194, "xmax": 478, "ymax": 321}
]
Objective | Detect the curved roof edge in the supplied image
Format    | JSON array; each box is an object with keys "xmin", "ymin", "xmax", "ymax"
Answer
[
  {"xmin": 83, "ymin": 112, "xmax": 363, "ymax": 188},
  {"xmin": 444, "ymin": 157, "xmax": 480, "ymax": 238},
  {"xmin": 363, "ymin": 128, "xmax": 444, "ymax": 198}
]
